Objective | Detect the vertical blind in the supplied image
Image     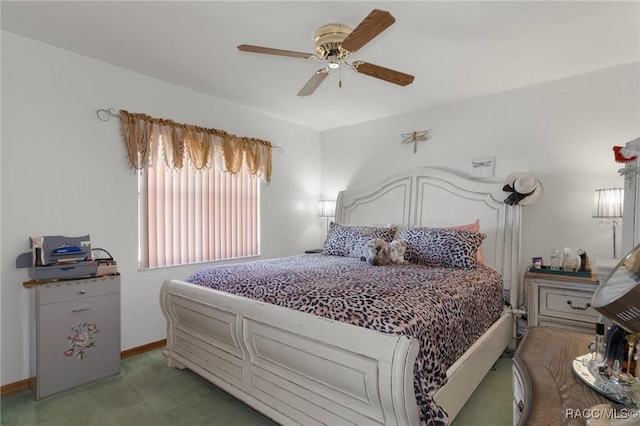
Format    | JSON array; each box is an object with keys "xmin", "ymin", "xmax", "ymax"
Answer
[{"xmin": 141, "ymin": 164, "xmax": 259, "ymax": 269}]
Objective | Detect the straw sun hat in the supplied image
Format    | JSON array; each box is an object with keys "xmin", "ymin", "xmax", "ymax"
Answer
[{"xmin": 502, "ymin": 172, "xmax": 543, "ymax": 206}]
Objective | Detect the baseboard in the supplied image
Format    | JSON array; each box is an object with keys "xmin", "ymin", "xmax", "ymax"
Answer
[
  {"xmin": 0, "ymin": 379, "xmax": 31, "ymax": 396},
  {"xmin": 121, "ymin": 339, "xmax": 167, "ymax": 359},
  {"xmin": 0, "ymin": 339, "xmax": 167, "ymax": 396}
]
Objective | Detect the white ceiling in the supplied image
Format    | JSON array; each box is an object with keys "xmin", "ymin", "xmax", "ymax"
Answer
[{"xmin": 2, "ymin": 1, "xmax": 639, "ymax": 130}]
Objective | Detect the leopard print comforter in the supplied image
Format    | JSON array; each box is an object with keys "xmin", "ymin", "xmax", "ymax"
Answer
[{"xmin": 187, "ymin": 254, "xmax": 504, "ymax": 426}]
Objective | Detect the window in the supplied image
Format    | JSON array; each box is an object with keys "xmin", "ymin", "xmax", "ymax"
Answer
[
  {"xmin": 117, "ymin": 109, "xmax": 271, "ymax": 269},
  {"xmin": 139, "ymin": 161, "xmax": 260, "ymax": 269}
]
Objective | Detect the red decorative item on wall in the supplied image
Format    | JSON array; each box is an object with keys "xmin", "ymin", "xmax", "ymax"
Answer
[{"xmin": 613, "ymin": 145, "xmax": 637, "ymax": 163}]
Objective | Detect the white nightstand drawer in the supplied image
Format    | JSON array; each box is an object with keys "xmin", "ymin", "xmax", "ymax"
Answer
[
  {"xmin": 526, "ymin": 272, "xmax": 600, "ymax": 333},
  {"xmin": 539, "ymin": 287, "xmax": 599, "ymax": 323}
]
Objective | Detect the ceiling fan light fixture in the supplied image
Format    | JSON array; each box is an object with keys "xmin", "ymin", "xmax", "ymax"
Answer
[{"xmin": 327, "ymin": 54, "xmax": 340, "ymax": 69}]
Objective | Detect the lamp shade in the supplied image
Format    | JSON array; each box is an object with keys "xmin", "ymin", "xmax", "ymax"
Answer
[
  {"xmin": 317, "ymin": 200, "xmax": 336, "ymax": 218},
  {"xmin": 592, "ymin": 188, "xmax": 623, "ymax": 219}
]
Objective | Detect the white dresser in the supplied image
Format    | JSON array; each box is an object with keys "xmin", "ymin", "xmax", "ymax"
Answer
[
  {"xmin": 526, "ymin": 271, "xmax": 600, "ymax": 334},
  {"xmin": 26, "ymin": 274, "xmax": 121, "ymax": 399}
]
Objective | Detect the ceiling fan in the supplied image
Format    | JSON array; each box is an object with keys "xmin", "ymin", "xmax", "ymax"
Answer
[{"xmin": 237, "ymin": 9, "xmax": 415, "ymax": 96}]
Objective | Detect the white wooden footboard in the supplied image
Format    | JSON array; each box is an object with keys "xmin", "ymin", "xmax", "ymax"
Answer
[{"xmin": 160, "ymin": 279, "xmax": 421, "ymax": 426}]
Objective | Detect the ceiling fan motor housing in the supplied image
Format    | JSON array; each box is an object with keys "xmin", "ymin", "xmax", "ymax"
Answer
[{"xmin": 314, "ymin": 24, "xmax": 353, "ymax": 59}]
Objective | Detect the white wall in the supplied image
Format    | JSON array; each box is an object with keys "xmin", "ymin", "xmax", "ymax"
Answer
[
  {"xmin": 0, "ymin": 32, "xmax": 322, "ymax": 386},
  {"xmin": 322, "ymin": 62, "xmax": 639, "ymax": 288}
]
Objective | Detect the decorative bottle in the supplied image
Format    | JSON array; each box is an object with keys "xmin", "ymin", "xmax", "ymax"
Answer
[
  {"xmin": 594, "ymin": 323, "xmax": 605, "ymax": 363},
  {"xmin": 550, "ymin": 248, "xmax": 560, "ymax": 270}
]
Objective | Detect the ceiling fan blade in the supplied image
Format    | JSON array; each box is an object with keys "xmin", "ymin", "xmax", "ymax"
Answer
[
  {"xmin": 297, "ymin": 69, "xmax": 330, "ymax": 96},
  {"xmin": 341, "ymin": 9, "xmax": 395, "ymax": 53},
  {"xmin": 237, "ymin": 44, "xmax": 315, "ymax": 59},
  {"xmin": 352, "ymin": 61, "xmax": 414, "ymax": 86}
]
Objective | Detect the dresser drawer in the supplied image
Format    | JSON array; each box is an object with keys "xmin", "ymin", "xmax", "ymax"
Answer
[
  {"xmin": 37, "ymin": 276, "xmax": 119, "ymax": 305},
  {"xmin": 539, "ymin": 286, "xmax": 599, "ymax": 323}
]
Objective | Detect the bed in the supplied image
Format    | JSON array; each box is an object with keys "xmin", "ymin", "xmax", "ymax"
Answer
[{"xmin": 159, "ymin": 167, "xmax": 521, "ymax": 425}]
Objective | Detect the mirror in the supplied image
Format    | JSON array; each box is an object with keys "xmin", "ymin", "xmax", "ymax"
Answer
[{"xmin": 592, "ymin": 243, "xmax": 640, "ymax": 333}]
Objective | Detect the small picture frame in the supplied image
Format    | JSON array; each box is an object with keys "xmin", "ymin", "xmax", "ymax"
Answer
[{"xmin": 470, "ymin": 157, "xmax": 496, "ymax": 178}]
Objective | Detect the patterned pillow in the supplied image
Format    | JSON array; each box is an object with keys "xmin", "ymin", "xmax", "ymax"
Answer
[
  {"xmin": 397, "ymin": 227, "xmax": 485, "ymax": 269},
  {"xmin": 322, "ymin": 222, "xmax": 398, "ymax": 258},
  {"xmin": 449, "ymin": 219, "xmax": 485, "ymax": 265}
]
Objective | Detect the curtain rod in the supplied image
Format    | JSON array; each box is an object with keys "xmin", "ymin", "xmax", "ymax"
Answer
[{"xmin": 96, "ymin": 108, "xmax": 284, "ymax": 153}]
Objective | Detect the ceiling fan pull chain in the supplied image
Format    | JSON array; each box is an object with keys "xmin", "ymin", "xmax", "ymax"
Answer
[{"xmin": 339, "ymin": 65, "xmax": 342, "ymax": 88}]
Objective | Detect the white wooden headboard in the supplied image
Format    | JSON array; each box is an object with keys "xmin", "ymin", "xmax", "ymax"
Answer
[{"xmin": 335, "ymin": 167, "xmax": 522, "ymax": 308}]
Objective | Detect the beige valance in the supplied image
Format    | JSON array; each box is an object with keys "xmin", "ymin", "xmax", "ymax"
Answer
[{"xmin": 119, "ymin": 110, "xmax": 272, "ymax": 183}]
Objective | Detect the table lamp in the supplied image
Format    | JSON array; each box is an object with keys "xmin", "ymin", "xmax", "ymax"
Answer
[
  {"xmin": 317, "ymin": 199, "xmax": 336, "ymax": 231},
  {"xmin": 593, "ymin": 188, "xmax": 624, "ymax": 258}
]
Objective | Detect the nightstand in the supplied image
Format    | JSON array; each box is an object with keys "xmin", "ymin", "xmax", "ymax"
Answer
[{"xmin": 526, "ymin": 271, "xmax": 600, "ymax": 334}]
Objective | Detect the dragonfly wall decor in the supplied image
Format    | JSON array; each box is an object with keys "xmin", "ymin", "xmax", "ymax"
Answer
[
  {"xmin": 470, "ymin": 157, "xmax": 496, "ymax": 178},
  {"xmin": 472, "ymin": 159, "xmax": 493, "ymax": 169},
  {"xmin": 401, "ymin": 130, "xmax": 430, "ymax": 153}
]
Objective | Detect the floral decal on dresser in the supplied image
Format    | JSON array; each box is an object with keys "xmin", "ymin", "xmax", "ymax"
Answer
[{"xmin": 64, "ymin": 322, "xmax": 99, "ymax": 360}]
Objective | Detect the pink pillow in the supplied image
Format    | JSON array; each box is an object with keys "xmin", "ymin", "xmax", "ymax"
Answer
[{"xmin": 450, "ymin": 220, "xmax": 484, "ymax": 264}]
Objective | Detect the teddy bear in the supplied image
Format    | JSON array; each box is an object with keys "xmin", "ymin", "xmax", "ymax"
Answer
[
  {"xmin": 361, "ymin": 238, "xmax": 392, "ymax": 266},
  {"xmin": 388, "ymin": 240, "xmax": 409, "ymax": 264}
]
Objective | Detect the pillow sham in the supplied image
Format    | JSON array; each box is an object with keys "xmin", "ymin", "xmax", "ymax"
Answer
[
  {"xmin": 397, "ymin": 226, "xmax": 485, "ymax": 269},
  {"xmin": 449, "ymin": 219, "xmax": 485, "ymax": 265},
  {"xmin": 323, "ymin": 222, "xmax": 398, "ymax": 258}
]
